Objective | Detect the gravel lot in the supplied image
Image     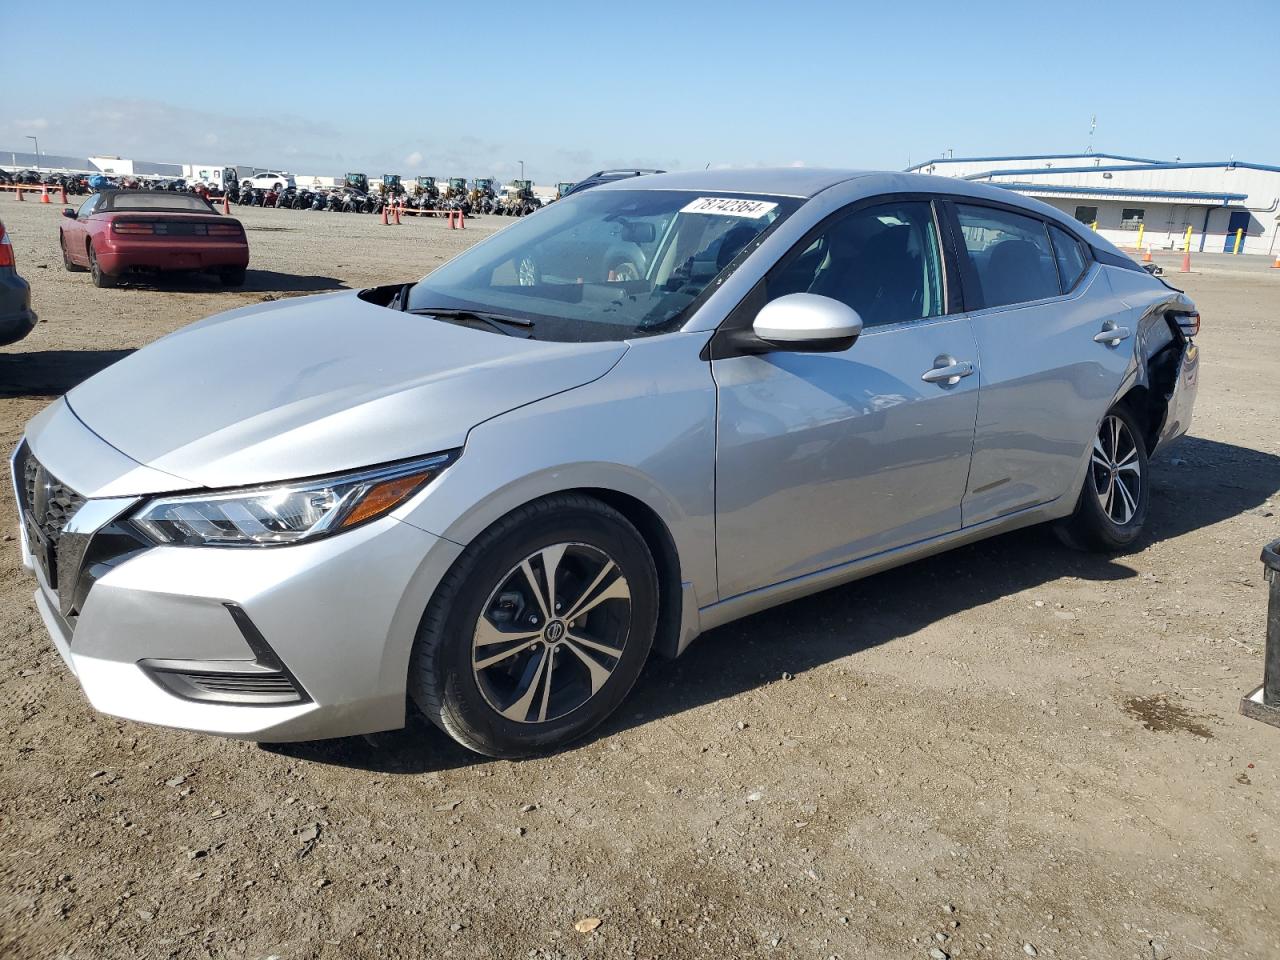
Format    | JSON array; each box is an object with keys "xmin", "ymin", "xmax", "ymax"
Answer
[{"xmin": 1, "ymin": 200, "xmax": 1278, "ymax": 960}]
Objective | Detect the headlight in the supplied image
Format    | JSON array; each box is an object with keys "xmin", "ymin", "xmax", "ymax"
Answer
[{"xmin": 130, "ymin": 453, "xmax": 456, "ymax": 547}]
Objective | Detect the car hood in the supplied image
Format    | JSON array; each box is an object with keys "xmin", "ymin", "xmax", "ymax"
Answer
[{"xmin": 66, "ymin": 291, "xmax": 627, "ymax": 488}]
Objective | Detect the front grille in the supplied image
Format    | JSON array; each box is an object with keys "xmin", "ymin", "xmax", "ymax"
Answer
[{"xmin": 19, "ymin": 445, "xmax": 85, "ymax": 553}]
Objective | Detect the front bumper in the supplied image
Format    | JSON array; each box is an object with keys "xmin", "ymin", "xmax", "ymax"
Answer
[{"xmin": 13, "ymin": 420, "xmax": 463, "ymax": 742}]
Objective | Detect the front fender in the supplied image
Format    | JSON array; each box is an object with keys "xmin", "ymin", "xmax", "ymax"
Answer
[{"xmin": 391, "ymin": 331, "xmax": 719, "ymax": 612}]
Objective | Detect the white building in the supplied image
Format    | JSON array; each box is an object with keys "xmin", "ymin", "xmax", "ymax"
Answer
[{"xmin": 908, "ymin": 153, "xmax": 1280, "ymax": 257}]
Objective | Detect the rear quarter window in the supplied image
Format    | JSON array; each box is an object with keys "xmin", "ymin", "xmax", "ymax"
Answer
[{"xmin": 1049, "ymin": 224, "xmax": 1090, "ymax": 292}]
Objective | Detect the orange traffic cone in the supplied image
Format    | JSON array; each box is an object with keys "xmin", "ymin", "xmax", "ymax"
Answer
[
  {"xmin": 221, "ymin": 194, "xmax": 230, "ymax": 215},
  {"xmin": 393, "ymin": 203, "xmax": 401, "ymax": 225},
  {"xmin": 1141, "ymin": 246, "xmax": 1152, "ymax": 263},
  {"xmin": 1272, "ymin": 255, "xmax": 1280, "ymax": 269},
  {"xmin": 380, "ymin": 204, "xmax": 388, "ymax": 226},
  {"xmin": 15, "ymin": 187, "xmax": 24, "ymax": 201},
  {"xmin": 40, "ymin": 185, "xmax": 50, "ymax": 203},
  {"xmin": 1181, "ymin": 251, "xmax": 1192, "ymax": 273}
]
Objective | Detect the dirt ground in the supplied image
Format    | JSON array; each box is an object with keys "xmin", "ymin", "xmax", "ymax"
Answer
[{"xmin": 0, "ymin": 199, "xmax": 1277, "ymax": 960}]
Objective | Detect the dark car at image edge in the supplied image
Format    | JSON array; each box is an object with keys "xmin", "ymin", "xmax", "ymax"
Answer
[{"xmin": 0, "ymin": 219, "xmax": 36, "ymax": 346}]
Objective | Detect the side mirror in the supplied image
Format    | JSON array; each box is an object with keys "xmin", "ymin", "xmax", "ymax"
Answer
[
  {"xmin": 748, "ymin": 293, "xmax": 863, "ymax": 353},
  {"xmin": 62, "ymin": 208, "xmax": 76, "ymax": 219},
  {"xmin": 620, "ymin": 221, "xmax": 656, "ymax": 244}
]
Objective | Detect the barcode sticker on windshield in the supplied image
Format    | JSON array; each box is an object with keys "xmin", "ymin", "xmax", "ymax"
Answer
[{"xmin": 680, "ymin": 197, "xmax": 778, "ymax": 218}]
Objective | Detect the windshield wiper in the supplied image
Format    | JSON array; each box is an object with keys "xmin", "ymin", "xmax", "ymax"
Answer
[{"xmin": 407, "ymin": 307, "xmax": 535, "ymax": 337}]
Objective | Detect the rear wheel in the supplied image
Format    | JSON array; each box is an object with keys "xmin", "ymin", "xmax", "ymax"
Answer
[
  {"xmin": 409, "ymin": 494, "xmax": 658, "ymax": 758},
  {"xmin": 88, "ymin": 242, "xmax": 116, "ymax": 288},
  {"xmin": 1055, "ymin": 403, "xmax": 1150, "ymax": 552}
]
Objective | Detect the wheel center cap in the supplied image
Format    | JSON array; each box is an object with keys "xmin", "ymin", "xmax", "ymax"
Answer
[{"xmin": 544, "ymin": 620, "xmax": 566, "ymax": 643}]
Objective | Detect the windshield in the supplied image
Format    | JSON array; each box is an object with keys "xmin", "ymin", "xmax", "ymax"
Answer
[{"xmin": 407, "ymin": 189, "xmax": 800, "ymax": 341}]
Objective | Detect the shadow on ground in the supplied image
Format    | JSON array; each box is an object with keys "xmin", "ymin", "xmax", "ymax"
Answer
[
  {"xmin": 0, "ymin": 349, "xmax": 134, "ymax": 397},
  {"xmin": 108, "ymin": 269, "xmax": 346, "ymax": 294},
  {"xmin": 268, "ymin": 435, "xmax": 1280, "ymax": 775}
]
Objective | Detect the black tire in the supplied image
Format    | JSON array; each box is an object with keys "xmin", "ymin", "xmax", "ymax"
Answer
[
  {"xmin": 220, "ymin": 266, "xmax": 247, "ymax": 288},
  {"xmin": 61, "ymin": 233, "xmax": 85, "ymax": 272},
  {"xmin": 409, "ymin": 494, "xmax": 658, "ymax": 759},
  {"xmin": 1055, "ymin": 402, "xmax": 1150, "ymax": 552},
  {"xmin": 88, "ymin": 242, "xmax": 116, "ymax": 288}
]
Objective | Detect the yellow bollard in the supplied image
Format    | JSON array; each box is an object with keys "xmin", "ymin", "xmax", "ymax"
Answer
[
  {"xmin": 1136, "ymin": 223, "xmax": 1145, "ymax": 252},
  {"xmin": 1091, "ymin": 220, "xmax": 1098, "ymax": 232},
  {"xmin": 1184, "ymin": 225, "xmax": 1193, "ymax": 252},
  {"xmin": 1233, "ymin": 227, "xmax": 1244, "ymax": 255}
]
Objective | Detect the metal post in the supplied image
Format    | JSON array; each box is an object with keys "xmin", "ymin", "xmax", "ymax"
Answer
[
  {"xmin": 1184, "ymin": 225, "xmax": 1193, "ymax": 251},
  {"xmin": 1136, "ymin": 223, "xmax": 1145, "ymax": 252},
  {"xmin": 25, "ymin": 135, "xmax": 39, "ymax": 171},
  {"xmin": 1241, "ymin": 539, "xmax": 1280, "ymax": 726},
  {"xmin": 1233, "ymin": 227, "xmax": 1244, "ymax": 255}
]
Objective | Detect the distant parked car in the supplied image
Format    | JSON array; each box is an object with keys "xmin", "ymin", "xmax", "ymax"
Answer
[
  {"xmin": 562, "ymin": 168, "xmax": 665, "ymax": 197},
  {"xmin": 0, "ymin": 219, "xmax": 36, "ymax": 346},
  {"xmin": 58, "ymin": 190, "xmax": 249, "ymax": 288},
  {"xmin": 242, "ymin": 171, "xmax": 295, "ymax": 192}
]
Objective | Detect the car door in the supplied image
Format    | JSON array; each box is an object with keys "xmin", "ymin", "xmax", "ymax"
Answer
[
  {"xmin": 64, "ymin": 195, "xmax": 98, "ymax": 265},
  {"xmin": 712, "ymin": 197, "xmax": 980, "ymax": 600},
  {"xmin": 944, "ymin": 201, "xmax": 1132, "ymax": 525}
]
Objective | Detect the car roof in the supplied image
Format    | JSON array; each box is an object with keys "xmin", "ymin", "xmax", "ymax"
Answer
[{"xmin": 593, "ymin": 167, "xmax": 875, "ymax": 198}]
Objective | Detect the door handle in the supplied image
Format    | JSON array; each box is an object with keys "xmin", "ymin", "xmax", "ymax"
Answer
[
  {"xmin": 921, "ymin": 358, "xmax": 975, "ymax": 385},
  {"xmin": 1093, "ymin": 324, "xmax": 1132, "ymax": 346}
]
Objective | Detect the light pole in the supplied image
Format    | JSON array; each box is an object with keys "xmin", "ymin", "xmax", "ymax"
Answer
[
  {"xmin": 519, "ymin": 160, "xmax": 524, "ymax": 181},
  {"xmin": 26, "ymin": 135, "xmax": 39, "ymax": 171}
]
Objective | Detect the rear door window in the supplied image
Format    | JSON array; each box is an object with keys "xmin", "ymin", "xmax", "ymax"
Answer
[
  {"xmin": 1049, "ymin": 224, "xmax": 1089, "ymax": 292},
  {"xmin": 955, "ymin": 204, "xmax": 1060, "ymax": 308}
]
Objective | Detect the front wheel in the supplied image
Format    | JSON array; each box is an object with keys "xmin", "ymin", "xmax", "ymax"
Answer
[
  {"xmin": 1055, "ymin": 403, "xmax": 1150, "ymax": 552},
  {"xmin": 409, "ymin": 494, "xmax": 658, "ymax": 758},
  {"xmin": 61, "ymin": 233, "xmax": 85, "ymax": 272}
]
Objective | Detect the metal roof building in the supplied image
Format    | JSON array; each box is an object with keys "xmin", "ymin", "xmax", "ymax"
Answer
[{"xmin": 908, "ymin": 153, "xmax": 1280, "ymax": 258}]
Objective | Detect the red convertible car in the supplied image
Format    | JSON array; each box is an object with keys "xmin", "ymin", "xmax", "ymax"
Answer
[{"xmin": 59, "ymin": 190, "xmax": 249, "ymax": 288}]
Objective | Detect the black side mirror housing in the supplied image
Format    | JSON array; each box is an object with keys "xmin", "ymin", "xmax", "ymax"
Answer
[{"xmin": 62, "ymin": 208, "xmax": 76, "ymax": 219}]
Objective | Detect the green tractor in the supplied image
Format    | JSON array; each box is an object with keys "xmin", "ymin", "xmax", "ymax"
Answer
[
  {"xmin": 441, "ymin": 177, "xmax": 469, "ymax": 212},
  {"xmin": 555, "ymin": 182, "xmax": 575, "ymax": 201},
  {"xmin": 413, "ymin": 176, "xmax": 439, "ymax": 211},
  {"xmin": 469, "ymin": 177, "xmax": 497, "ymax": 214},
  {"xmin": 344, "ymin": 172, "xmax": 369, "ymax": 193},
  {"xmin": 501, "ymin": 179, "xmax": 540, "ymax": 216},
  {"xmin": 379, "ymin": 174, "xmax": 404, "ymax": 200}
]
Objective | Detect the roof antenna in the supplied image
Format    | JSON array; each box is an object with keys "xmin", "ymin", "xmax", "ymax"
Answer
[{"xmin": 1086, "ymin": 114, "xmax": 1096, "ymax": 154}]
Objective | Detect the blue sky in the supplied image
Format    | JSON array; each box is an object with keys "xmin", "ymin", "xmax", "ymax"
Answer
[{"xmin": 2, "ymin": 0, "xmax": 1277, "ymax": 182}]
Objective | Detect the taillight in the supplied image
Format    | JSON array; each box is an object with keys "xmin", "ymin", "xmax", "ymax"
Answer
[
  {"xmin": 113, "ymin": 220, "xmax": 155, "ymax": 235},
  {"xmin": 1174, "ymin": 312, "xmax": 1200, "ymax": 338},
  {"xmin": 0, "ymin": 223, "xmax": 13, "ymax": 269},
  {"xmin": 208, "ymin": 223, "xmax": 242, "ymax": 236}
]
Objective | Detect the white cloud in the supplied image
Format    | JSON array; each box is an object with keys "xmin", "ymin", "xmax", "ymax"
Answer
[{"xmin": 404, "ymin": 151, "xmax": 423, "ymax": 167}]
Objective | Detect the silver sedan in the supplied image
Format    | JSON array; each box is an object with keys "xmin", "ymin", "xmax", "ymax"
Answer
[{"xmin": 11, "ymin": 169, "xmax": 1199, "ymax": 757}]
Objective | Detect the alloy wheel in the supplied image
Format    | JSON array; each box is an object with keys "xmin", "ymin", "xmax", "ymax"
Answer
[
  {"xmin": 1091, "ymin": 414, "xmax": 1142, "ymax": 525},
  {"xmin": 472, "ymin": 542, "xmax": 631, "ymax": 724}
]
